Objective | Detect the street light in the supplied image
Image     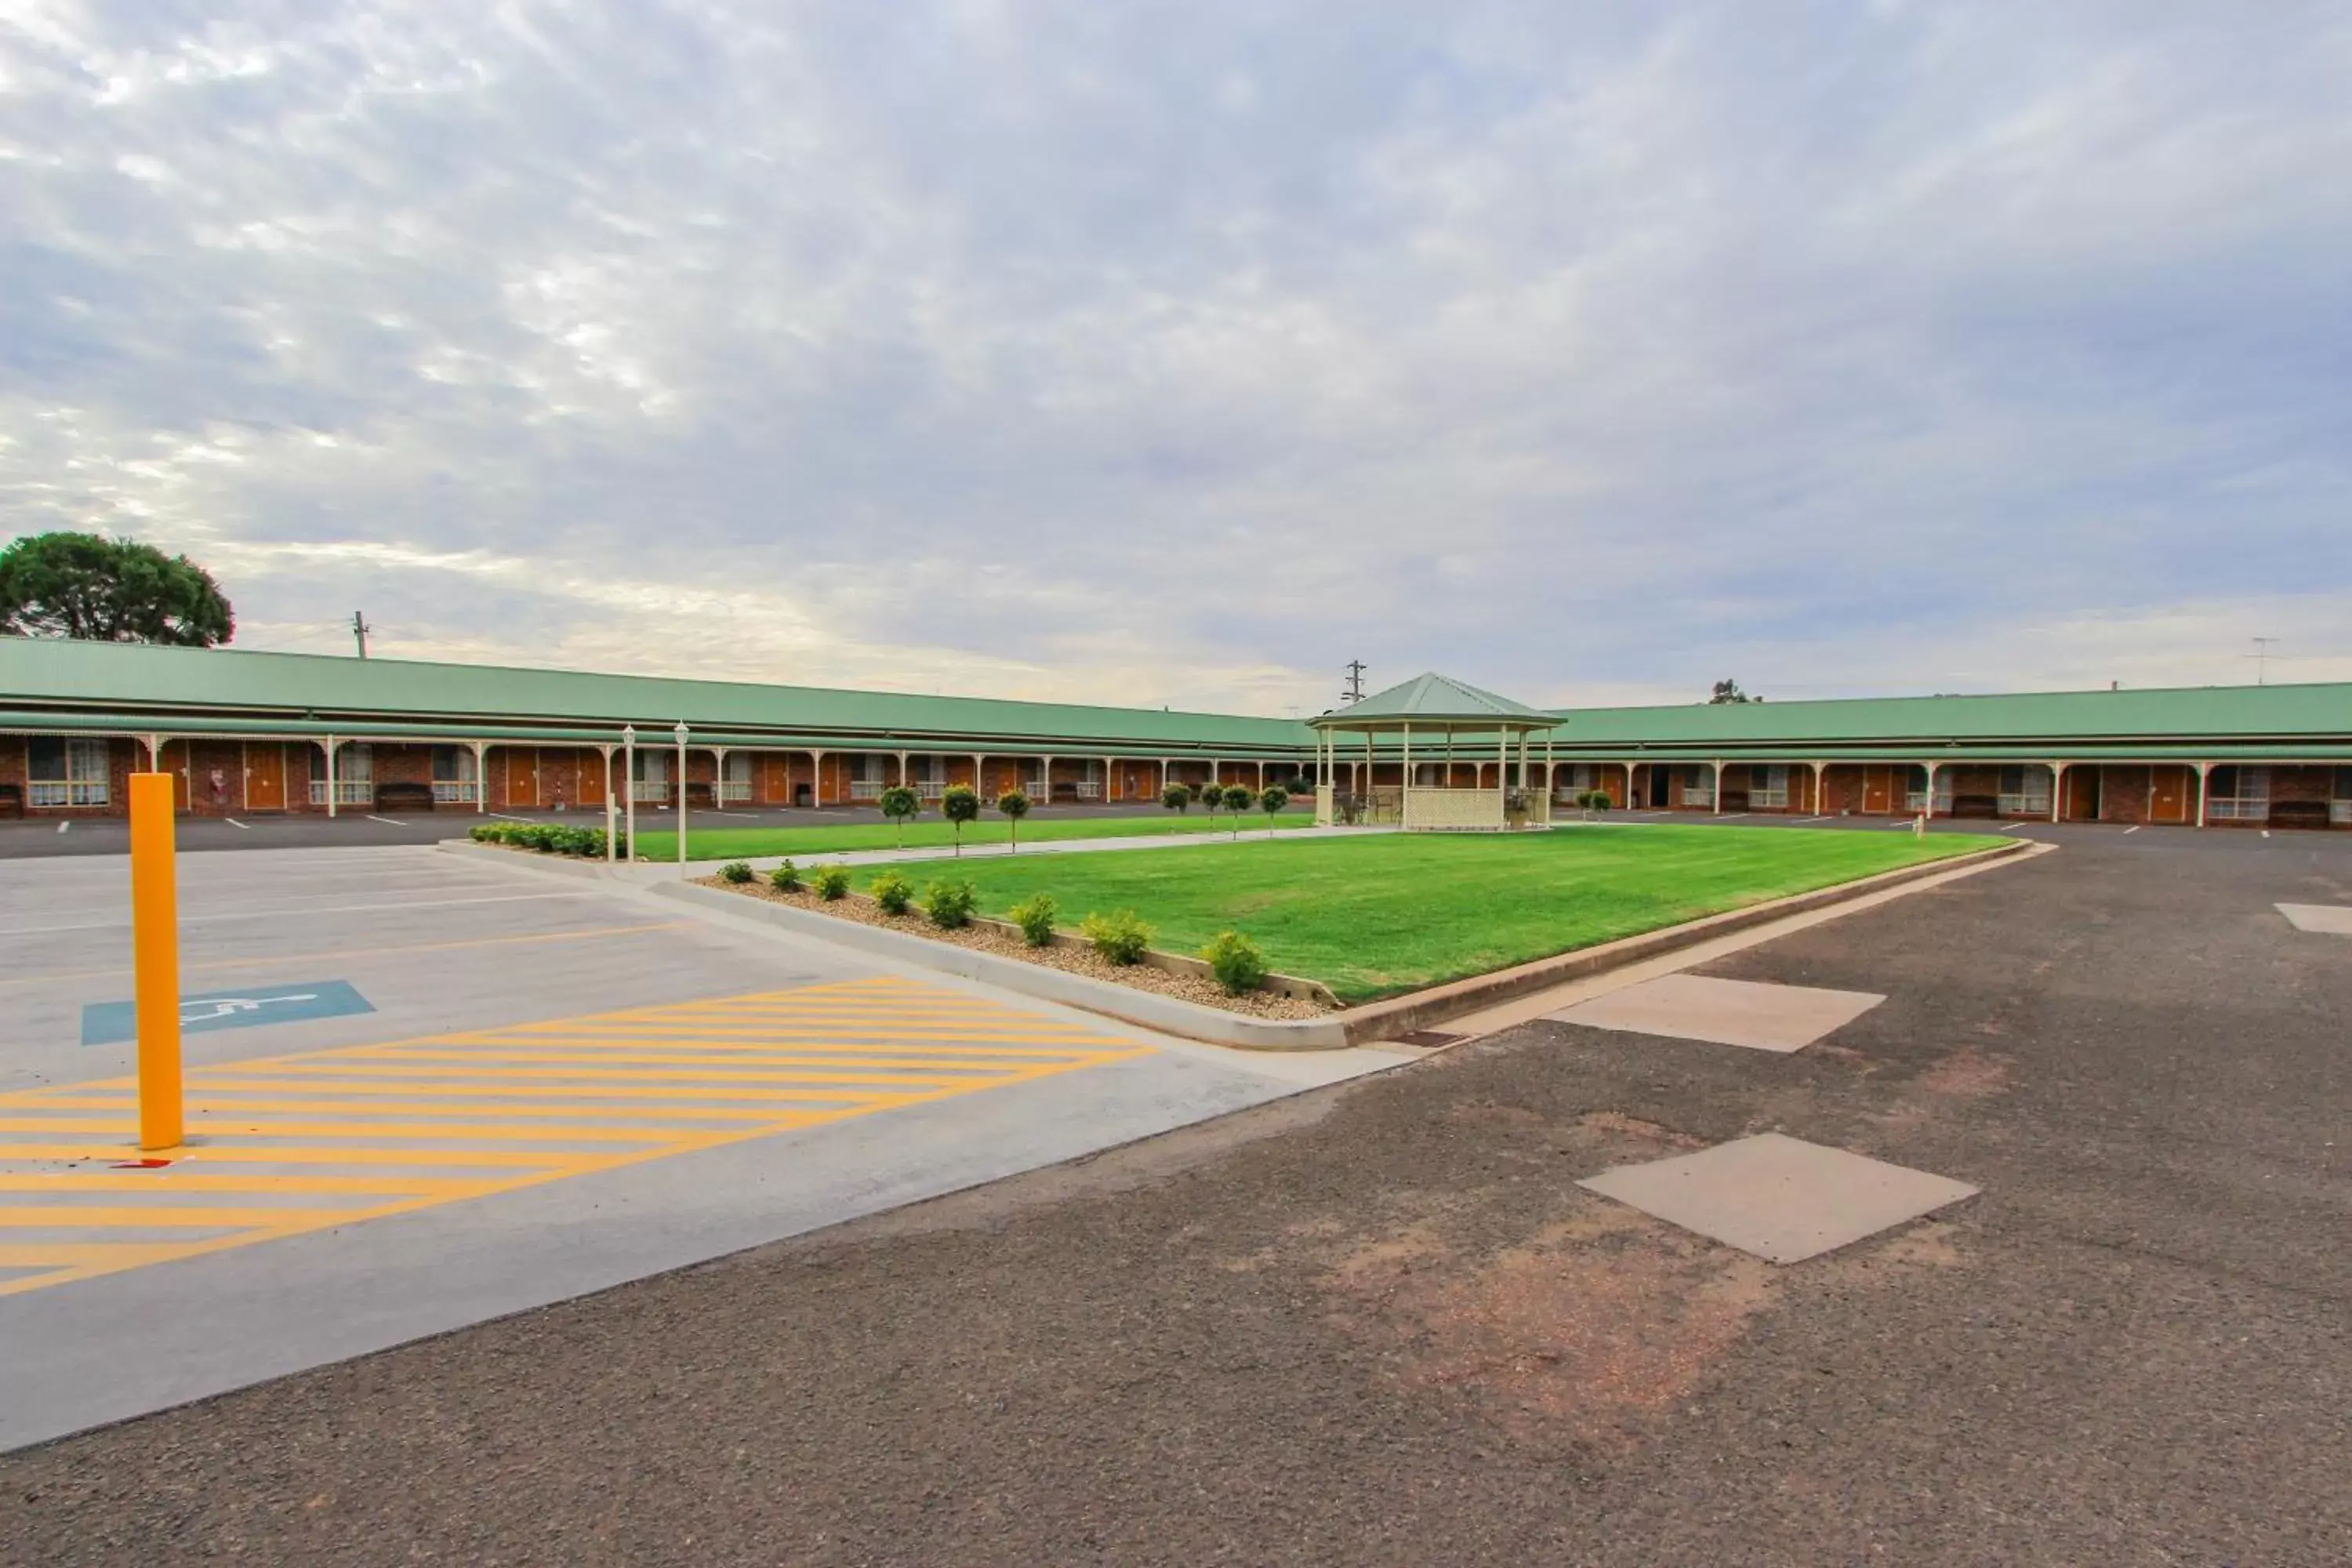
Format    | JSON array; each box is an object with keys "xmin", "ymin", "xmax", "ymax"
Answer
[
  {"xmin": 622, "ymin": 724, "xmax": 637, "ymax": 863},
  {"xmin": 675, "ymin": 721, "xmax": 690, "ymax": 866}
]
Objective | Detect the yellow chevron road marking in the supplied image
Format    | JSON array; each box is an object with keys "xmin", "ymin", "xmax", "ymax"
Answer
[{"xmin": 0, "ymin": 978, "xmax": 1148, "ymax": 1296}]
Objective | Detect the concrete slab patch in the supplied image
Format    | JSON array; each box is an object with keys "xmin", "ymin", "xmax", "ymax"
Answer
[
  {"xmin": 1546, "ymin": 973, "xmax": 1885, "ymax": 1052},
  {"xmin": 2275, "ymin": 903, "xmax": 2352, "ymax": 935},
  {"xmin": 1577, "ymin": 1132, "xmax": 1978, "ymax": 1264}
]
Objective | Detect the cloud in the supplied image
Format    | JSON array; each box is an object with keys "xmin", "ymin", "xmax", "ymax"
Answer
[{"xmin": 2, "ymin": 0, "xmax": 2347, "ymax": 714}]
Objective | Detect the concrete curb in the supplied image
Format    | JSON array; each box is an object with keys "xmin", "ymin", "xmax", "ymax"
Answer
[
  {"xmin": 648, "ymin": 838, "xmax": 2029, "ymax": 1051},
  {"xmin": 652, "ymin": 880, "xmax": 1353, "ymax": 1051}
]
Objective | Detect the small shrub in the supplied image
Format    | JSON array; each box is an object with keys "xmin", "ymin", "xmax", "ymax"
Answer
[
  {"xmin": 1160, "ymin": 782, "xmax": 1190, "ymax": 815},
  {"xmin": 719, "ymin": 860, "xmax": 753, "ymax": 884},
  {"xmin": 869, "ymin": 870, "xmax": 915, "ymax": 914},
  {"xmin": 923, "ymin": 878, "xmax": 978, "ymax": 929},
  {"xmin": 768, "ymin": 858, "xmax": 803, "ymax": 892},
  {"xmin": 815, "ymin": 865, "xmax": 852, "ymax": 901},
  {"xmin": 1258, "ymin": 785, "xmax": 1290, "ymax": 826},
  {"xmin": 1007, "ymin": 893, "xmax": 1058, "ymax": 947},
  {"xmin": 1081, "ymin": 909, "xmax": 1154, "ymax": 965},
  {"xmin": 1200, "ymin": 929, "xmax": 1269, "ymax": 996},
  {"xmin": 1578, "ymin": 789, "xmax": 1613, "ymax": 811}
]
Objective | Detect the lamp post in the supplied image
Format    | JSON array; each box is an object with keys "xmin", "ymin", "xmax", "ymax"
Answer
[
  {"xmin": 675, "ymin": 721, "xmax": 690, "ymax": 866},
  {"xmin": 622, "ymin": 725, "xmax": 637, "ymax": 862}
]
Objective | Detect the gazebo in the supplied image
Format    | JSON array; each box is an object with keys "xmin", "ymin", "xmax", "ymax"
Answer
[{"xmin": 1310, "ymin": 672, "xmax": 1560, "ymax": 830}]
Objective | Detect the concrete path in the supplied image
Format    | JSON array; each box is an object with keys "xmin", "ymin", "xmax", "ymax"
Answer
[
  {"xmin": 613, "ymin": 822, "xmax": 1393, "ymax": 877},
  {"xmin": 0, "ymin": 845, "xmax": 1404, "ymax": 1450}
]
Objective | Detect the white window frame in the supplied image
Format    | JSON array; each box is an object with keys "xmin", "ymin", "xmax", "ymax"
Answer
[
  {"xmin": 630, "ymin": 750, "xmax": 670, "ymax": 803},
  {"xmin": 430, "ymin": 745, "xmax": 479, "ymax": 804},
  {"xmin": 28, "ymin": 737, "xmax": 112, "ymax": 808},
  {"xmin": 719, "ymin": 751, "xmax": 753, "ymax": 804},
  {"xmin": 1749, "ymin": 764, "xmax": 1790, "ymax": 810},
  {"xmin": 2209, "ymin": 765, "xmax": 2270, "ymax": 822},
  {"xmin": 1997, "ymin": 764, "xmax": 2052, "ymax": 818},
  {"xmin": 308, "ymin": 742, "xmax": 373, "ymax": 807}
]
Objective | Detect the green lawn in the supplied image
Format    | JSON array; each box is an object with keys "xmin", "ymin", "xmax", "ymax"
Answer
[
  {"xmin": 638, "ymin": 808, "xmax": 1316, "ymax": 862},
  {"xmin": 847, "ymin": 825, "xmax": 2002, "ymax": 1003}
]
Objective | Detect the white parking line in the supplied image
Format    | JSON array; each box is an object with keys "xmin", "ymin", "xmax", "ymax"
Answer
[
  {"xmin": 54, "ymin": 822, "xmax": 68, "ymax": 834},
  {"xmin": 706, "ymin": 810, "xmax": 758, "ymax": 818},
  {"xmin": 488, "ymin": 812, "xmax": 534, "ymax": 822},
  {"xmin": 2124, "ymin": 824, "xmax": 2141, "ymax": 835},
  {"xmin": 365, "ymin": 815, "xmax": 412, "ymax": 827},
  {"xmin": 225, "ymin": 817, "xmax": 252, "ymax": 830},
  {"xmin": 2000, "ymin": 822, "xmax": 2035, "ymax": 833},
  {"xmin": 2262, "ymin": 829, "xmax": 2272, "ymax": 839},
  {"xmin": 1793, "ymin": 815, "xmax": 1833, "ymax": 824},
  {"xmin": 1714, "ymin": 813, "xmax": 1751, "ymax": 822}
]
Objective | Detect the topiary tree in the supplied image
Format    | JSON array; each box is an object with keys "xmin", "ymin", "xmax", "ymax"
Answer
[
  {"xmin": 1221, "ymin": 784, "xmax": 1255, "ymax": 838},
  {"xmin": 1194, "ymin": 779, "xmax": 1217, "ymax": 829},
  {"xmin": 941, "ymin": 783, "xmax": 981, "ymax": 855},
  {"xmin": 996, "ymin": 789, "xmax": 1031, "ymax": 852},
  {"xmin": 1258, "ymin": 785, "xmax": 1289, "ymax": 830},
  {"xmin": 878, "ymin": 784, "xmax": 918, "ymax": 848},
  {"xmin": 1160, "ymin": 781, "xmax": 1190, "ymax": 815}
]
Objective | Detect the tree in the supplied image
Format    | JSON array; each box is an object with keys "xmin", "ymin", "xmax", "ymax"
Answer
[
  {"xmin": 1258, "ymin": 785, "xmax": 1290, "ymax": 831},
  {"xmin": 1160, "ymin": 781, "xmax": 1191, "ymax": 815},
  {"xmin": 1708, "ymin": 679, "xmax": 1756, "ymax": 705},
  {"xmin": 1196, "ymin": 780, "xmax": 1218, "ymax": 829},
  {"xmin": 996, "ymin": 789, "xmax": 1031, "ymax": 852},
  {"xmin": 941, "ymin": 784, "xmax": 980, "ymax": 855},
  {"xmin": 1221, "ymin": 784, "xmax": 1254, "ymax": 838},
  {"xmin": 0, "ymin": 532, "xmax": 234, "ymax": 646},
  {"xmin": 877, "ymin": 785, "xmax": 918, "ymax": 848}
]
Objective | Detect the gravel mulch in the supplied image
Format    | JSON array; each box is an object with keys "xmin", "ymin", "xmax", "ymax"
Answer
[{"xmin": 700, "ymin": 876, "xmax": 1331, "ymax": 1020}]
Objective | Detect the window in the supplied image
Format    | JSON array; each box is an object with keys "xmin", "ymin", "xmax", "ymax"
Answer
[
  {"xmin": 1750, "ymin": 764, "xmax": 1789, "ymax": 810},
  {"xmin": 720, "ymin": 751, "xmax": 753, "ymax": 802},
  {"xmin": 2334, "ymin": 768, "xmax": 2351, "ymax": 825},
  {"xmin": 2209, "ymin": 765, "xmax": 2269, "ymax": 821},
  {"xmin": 1904, "ymin": 765, "xmax": 1956, "ymax": 814},
  {"xmin": 1678, "ymin": 764, "xmax": 1715, "ymax": 808},
  {"xmin": 1998, "ymin": 764, "xmax": 2052, "ymax": 817},
  {"xmin": 27, "ymin": 737, "xmax": 111, "ymax": 808},
  {"xmin": 430, "ymin": 745, "xmax": 479, "ymax": 804},
  {"xmin": 309, "ymin": 742, "xmax": 372, "ymax": 806}
]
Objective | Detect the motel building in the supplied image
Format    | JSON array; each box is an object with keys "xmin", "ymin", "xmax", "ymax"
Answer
[{"xmin": 0, "ymin": 639, "xmax": 2347, "ymax": 834}]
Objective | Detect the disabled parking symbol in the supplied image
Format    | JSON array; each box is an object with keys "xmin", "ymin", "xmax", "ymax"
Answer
[{"xmin": 80, "ymin": 979, "xmax": 376, "ymax": 1047}]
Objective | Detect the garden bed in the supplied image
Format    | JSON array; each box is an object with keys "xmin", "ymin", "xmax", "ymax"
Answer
[{"xmin": 699, "ymin": 877, "xmax": 1332, "ymax": 1020}]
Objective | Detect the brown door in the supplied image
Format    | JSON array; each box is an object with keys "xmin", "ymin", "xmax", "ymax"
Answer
[
  {"xmin": 506, "ymin": 749, "xmax": 539, "ymax": 808},
  {"xmin": 757, "ymin": 755, "xmax": 788, "ymax": 804},
  {"xmin": 576, "ymin": 750, "xmax": 606, "ymax": 808},
  {"xmin": 2150, "ymin": 766, "xmax": 2186, "ymax": 823},
  {"xmin": 160, "ymin": 741, "xmax": 192, "ymax": 811},
  {"xmin": 2068, "ymin": 766, "xmax": 2101, "ymax": 822},
  {"xmin": 244, "ymin": 743, "xmax": 287, "ymax": 811},
  {"xmin": 1861, "ymin": 766, "xmax": 1892, "ymax": 815}
]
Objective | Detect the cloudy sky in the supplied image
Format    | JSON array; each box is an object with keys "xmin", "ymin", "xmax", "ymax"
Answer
[{"xmin": 2, "ymin": 1, "xmax": 2347, "ymax": 715}]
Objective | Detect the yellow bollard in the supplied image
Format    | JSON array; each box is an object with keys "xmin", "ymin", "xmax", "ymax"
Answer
[{"xmin": 129, "ymin": 772, "xmax": 184, "ymax": 1152}]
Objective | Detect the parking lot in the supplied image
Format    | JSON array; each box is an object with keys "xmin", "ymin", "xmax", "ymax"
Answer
[
  {"xmin": 4, "ymin": 818, "xmax": 2343, "ymax": 1563},
  {"xmin": 0, "ymin": 842, "xmax": 1396, "ymax": 1450}
]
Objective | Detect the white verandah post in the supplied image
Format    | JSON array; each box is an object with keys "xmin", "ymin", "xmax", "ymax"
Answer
[
  {"xmin": 600, "ymin": 744, "xmax": 617, "ymax": 862},
  {"xmin": 324, "ymin": 735, "xmax": 338, "ymax": 818},
  {"xmin": 622, "ymin": 726, "xmax": 637, "ymax": 857}
]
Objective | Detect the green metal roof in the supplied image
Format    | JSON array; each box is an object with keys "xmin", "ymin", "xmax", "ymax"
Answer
[
  {"xmin": 1312, "ymin": 671, "xmax": 1555, "ymax": 728},
  {"xmin": 1550, "ymin": 684, "xmax": 2352, "ymax": 751},
  {"xmin": 0, "ymin": 638, "xmax": 1316, "ymax": 756},
  {"xmin": 3, "ymin": 637, "xmax": 2346, "ymax": 760}
]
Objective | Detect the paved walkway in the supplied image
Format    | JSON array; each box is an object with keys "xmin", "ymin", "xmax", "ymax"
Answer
[{"xmin": 637, "ymin": 822, "xmax": 1394, "ymax": 876}]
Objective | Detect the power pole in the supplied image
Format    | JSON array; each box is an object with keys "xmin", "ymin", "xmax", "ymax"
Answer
[
  {"xmin": 1341, "ymin": 660, "xmax": 1367, "ymax": 705},
  {"xmin": 2246, "ymin": 637, "xmax": 2278, "ymax": 686},
  {"xmin": 351, "ymin": 611, "xmax": 373, "ymax": 659}
]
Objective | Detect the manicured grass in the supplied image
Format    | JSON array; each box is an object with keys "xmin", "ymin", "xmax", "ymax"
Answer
[
  {"xmin": 853, "ymin": 825, "xmax": 2002, "ymax": 1003},
  {"xmin": 635, "ymin": 808, "xmax": 1315, "ymax": 862}
]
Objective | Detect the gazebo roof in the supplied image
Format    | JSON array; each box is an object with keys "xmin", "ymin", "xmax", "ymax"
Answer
[{"xmin": 1311, "ymin": 672, "xmax": 1558, "ymax": 732}]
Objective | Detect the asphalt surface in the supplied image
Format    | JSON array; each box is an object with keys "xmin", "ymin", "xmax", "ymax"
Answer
[{"xmin": 5, "ymin": 828, "xmax": 2348, "ymax": 1564}]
